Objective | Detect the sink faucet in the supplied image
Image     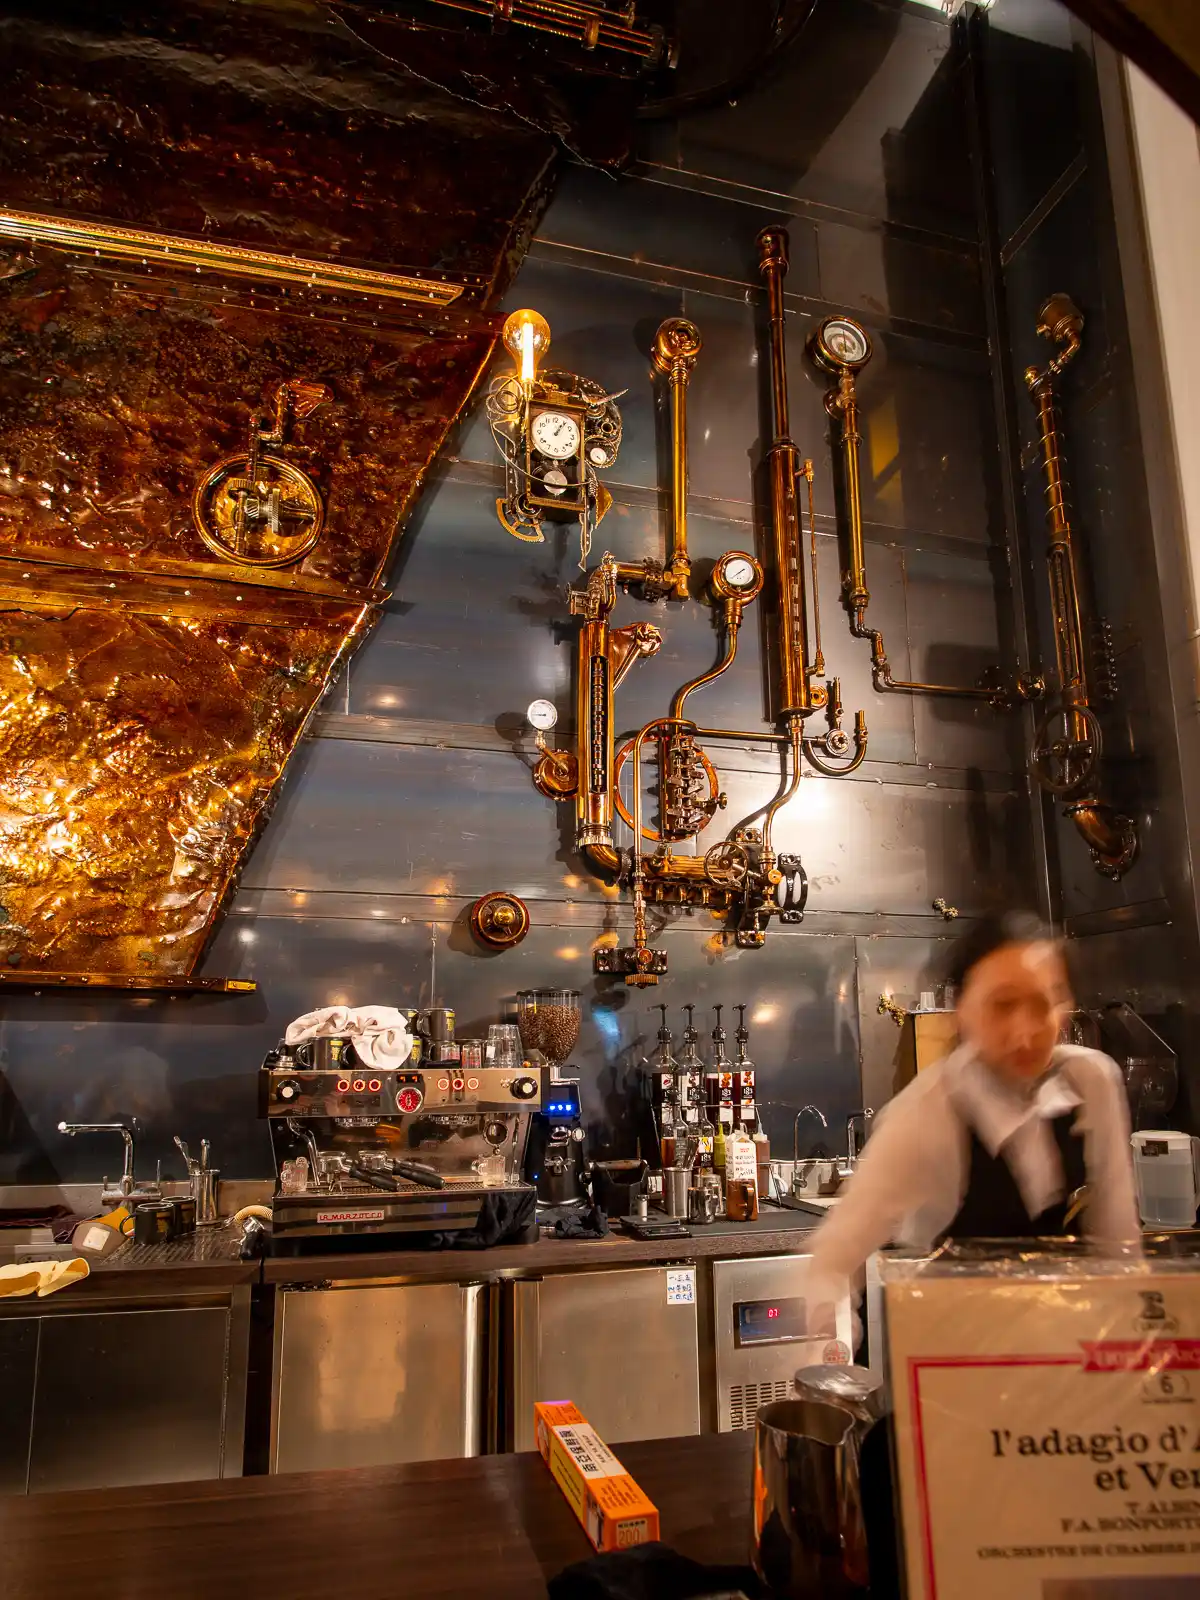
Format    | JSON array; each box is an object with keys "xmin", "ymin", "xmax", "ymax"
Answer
[
  {"xmin": 793, "ymin": 1105, "xmax": 828, "ymax": 1164},
  {"xmin": 842, "ymin": 1108, "xmax": 874, "ymax": 1176},
  {"xmin": 57, "ymin": 1120, "xmax": 161, "ymax": 1209}
]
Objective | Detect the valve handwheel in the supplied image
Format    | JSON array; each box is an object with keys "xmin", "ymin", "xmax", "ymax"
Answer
[
  {"xmin": 1031, "ymin": 703, "xmax": 1102, "ymax": 796},
  {"xmin": 704, "ymin": 839, "xmax": 751, "ymax": 890},
  {"xmin": 613, "ymin": 735, "xmax": 722, "ymax": 843}
]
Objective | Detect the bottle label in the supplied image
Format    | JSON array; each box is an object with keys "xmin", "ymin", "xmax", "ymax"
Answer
[{"xmin": 727, "ymin": 1140, "xmax": 757, "ymax": 1184}]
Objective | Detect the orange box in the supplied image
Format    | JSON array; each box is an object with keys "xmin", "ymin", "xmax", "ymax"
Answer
[{"xmin": 533, "ymin": 1401, "xmax": 660, "ymax": 1553}]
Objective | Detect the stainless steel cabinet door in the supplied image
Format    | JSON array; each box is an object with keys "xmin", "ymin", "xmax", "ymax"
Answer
[
  {"xmin": 512, "ymin": 1266, "xmax": 700, "ymax": 1451},
  {"xmin": 270, "ymin": 1281, "xmax": 484, "ymax": 1473},
  {"xmin": 28, "ymin": 1308, "xmax": 232, "ymax": 1492}
]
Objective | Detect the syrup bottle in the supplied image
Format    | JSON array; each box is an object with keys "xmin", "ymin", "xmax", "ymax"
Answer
[
  {"xmin": 645, "ymin": 1004, "xmax": 680, "ymax": 1167},
  {"xmin": 711, "ymin": 1003, "xmax": 734, "ymax": 1131}
]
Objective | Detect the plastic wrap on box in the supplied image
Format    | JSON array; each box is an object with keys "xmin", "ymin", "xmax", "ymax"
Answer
[{"xmin": 882, "ymin": 1240, "xmax": 1200, "ymax": 1599}]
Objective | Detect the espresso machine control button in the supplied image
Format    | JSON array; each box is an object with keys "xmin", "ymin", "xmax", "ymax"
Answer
[
  {"xmin": 276, "ymin": 1079, "xmax": 302, "ymax": 1103},
  {"xmin": 396, "ymin": 1084, "xmax": 424, "ymax": 1114},
  {"xmin": 511, "ymin": 1076, "xmax": 538, "ymax": 1100}
]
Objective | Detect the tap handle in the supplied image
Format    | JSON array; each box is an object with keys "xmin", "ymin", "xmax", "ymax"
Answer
[
  {"xmin": 711, "ymin": 1003, "xmax": 724, "ymax": 1041},
  {"xmin": 734, "ymin": 1003, "xmax": 748, "ymax": 1043}
]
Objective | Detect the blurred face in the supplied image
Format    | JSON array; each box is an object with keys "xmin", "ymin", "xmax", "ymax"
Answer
[{"xmin": 956, "ymin": 940, "xmax": 1072, "ymax": 1085}]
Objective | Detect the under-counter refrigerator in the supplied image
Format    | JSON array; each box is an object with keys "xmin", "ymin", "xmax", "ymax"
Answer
[
  {"xmin": 508, "ymin": 1264, "xmax": 701, "ymax": 1452},
  {"xmin": 271, "ymin": 1280, "xmax": 485, "ymax": 1473}
]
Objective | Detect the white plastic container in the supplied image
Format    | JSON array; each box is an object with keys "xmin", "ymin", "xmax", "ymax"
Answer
[{"xmin": 1131, "ymin": 1130, "xmax": 1200, "ymax": 1228}]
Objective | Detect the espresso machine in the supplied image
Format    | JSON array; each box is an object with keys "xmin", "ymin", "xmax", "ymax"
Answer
[{"xmin": 259, "ymin": 1007, "xmax": 541, "ymax": 1244}]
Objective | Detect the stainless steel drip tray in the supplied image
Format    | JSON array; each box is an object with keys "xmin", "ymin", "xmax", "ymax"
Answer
[{"xmin": 270, "ymin": 1178, "xmax": 534, "ymax": 1237}]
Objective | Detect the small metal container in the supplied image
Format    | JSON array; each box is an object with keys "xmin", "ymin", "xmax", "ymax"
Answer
[
  {"xmin": 632, "ymin": 1193, "xmax": 649, "ymax": 1222},
  {"xmin": 133, "ymin": 1202, "xmax": 174, "ymax": 1247},
  {"xmin": 688, "ymin": 1184, "xmax": 718, "ymax": 1225},
  {"xmin": 663, "ymin": 1166, "xmax": 690, "ymax": 1219}
]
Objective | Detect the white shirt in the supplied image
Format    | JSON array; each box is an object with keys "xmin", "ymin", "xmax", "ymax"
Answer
[{"xmin": 803, "ymin": 1043, "xmax": 1142, "ymax": 1310}]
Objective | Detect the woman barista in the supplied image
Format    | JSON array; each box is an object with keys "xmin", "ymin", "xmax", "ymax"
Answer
[
  {"xmin": 803, "ymin": 913, "xmax": 1141, "ymax": 1599},
  {"xmin": 804, "ymin": 910, "xmax": 1141, "ymax": 1316}
]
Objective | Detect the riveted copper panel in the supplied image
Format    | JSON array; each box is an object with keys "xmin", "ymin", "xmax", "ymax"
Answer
[{"xmin": 0, "ymin": 2, "xmax": 556, "ymax": 982}]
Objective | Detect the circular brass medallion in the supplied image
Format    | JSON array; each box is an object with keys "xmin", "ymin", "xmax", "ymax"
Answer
[
  {"xmin": 469, "ymin": 892, "xmax": 531, "ymax": 951},
  {"xmin": 192, "ymin": 454, "xmax": 324, "ymax": 567}
]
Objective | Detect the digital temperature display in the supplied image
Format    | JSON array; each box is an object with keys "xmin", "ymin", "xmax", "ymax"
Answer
[{"xmin": 733, "ymin": 1297, "xmax": 813, "ymax": 1347}]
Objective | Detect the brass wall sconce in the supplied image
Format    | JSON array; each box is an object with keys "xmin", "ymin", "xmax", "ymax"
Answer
[
  {"xmin": 1024, "ymin": 293, "xmax": 1137, "ymax": 879},
  {"xmin": 469, "ymin": 891, "xmax": 531, "ymax": 950},
  {"xmin": 487, "ymin": 307, "xmax": 624, "ymax": 565}
]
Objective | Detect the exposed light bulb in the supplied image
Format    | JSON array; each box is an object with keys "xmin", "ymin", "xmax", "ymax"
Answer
[{"xmin": 501, "ymin": 308, "xmax": 551, "ymax": 389}]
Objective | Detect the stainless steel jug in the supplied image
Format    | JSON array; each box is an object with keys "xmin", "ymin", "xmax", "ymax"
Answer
[{"xmin": 752, "ymin": 1398, "xmax": 872, "ymax": 1598}]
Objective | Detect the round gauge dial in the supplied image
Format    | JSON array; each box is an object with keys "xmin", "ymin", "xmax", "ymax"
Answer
[
  {"xmin": 711, "ymin": 550, "xmax": 764, "ymax": 603},
  {"xmin": 813, "ymin": 317, "xmax": 871, "ymax": 372},
  {"xmin": 526, "ymin": 698, "xmax": 558, "ymax": 732},
  {"xmin": 531, "ymin": 410, "xmax": 581, "ymax": 460}
]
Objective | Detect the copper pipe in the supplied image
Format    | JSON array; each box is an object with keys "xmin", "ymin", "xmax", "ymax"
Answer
[
  {"xmin": 761, "ymin": 718, "xmax": 805, "ymax": 864},
  {"xmin": 756, "ymin": 226, "xmax": 813, "ymax": 720},
  {"xmin": 651, "ymin": 318, "xmax": 701, "ymax": 600},
  {"xmin": 820, "ymin": 344, "xmax": 999, "ymax": 701},
  {"xmin": 418, "ymin": 0, "xmax": 665, "ymax": 61},
  {"xmin": 670, "ymin": 598, "xmax": 742, "ymax": 722}
]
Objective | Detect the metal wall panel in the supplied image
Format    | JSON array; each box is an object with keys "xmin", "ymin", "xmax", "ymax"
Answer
[
  {"xmin": 28, "ymin": 1309, "xmax": 231, "ymax": 1493},
  {"xmin": 669, "ymin": 0, "xmax": 977, "ymax": 241}
]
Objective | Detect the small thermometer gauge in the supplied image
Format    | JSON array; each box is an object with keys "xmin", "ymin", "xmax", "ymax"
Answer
[
  {"xmin": 711, "ymin": 550, "xmax": 764, "ymax": 603},
  {"xmin": 526, "ymin": 698, "xmax": 558, "ymax": 732},
  {"xmin": 530, "ymin": 410, "xmax": 581, "ymax": 460},
  {"xmin": 809, "ymin": 315, "xmax": 872, "ymax": 374}
]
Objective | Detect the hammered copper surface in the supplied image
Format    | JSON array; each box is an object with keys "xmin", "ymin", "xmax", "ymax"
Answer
[
  {"xmin": 0, "ymin": 1, "xmax": 556, "ymax": 980},
  {"xmin": 0, "ymin": 600, "xmax": 369, "ymax": 976}
]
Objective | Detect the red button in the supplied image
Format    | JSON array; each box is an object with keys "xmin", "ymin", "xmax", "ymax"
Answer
[
  {"xmin": 368, "ymin": 1079, "xmax": 381, "ymax": 1093},
  {"xmin": 336, "ymin": 1078, "xmax": 350, "ymax": 1092},
  {"xmin": 452, "ymin": 1078, "xmax": 464, "ymax": 1092},
  {"xmin": 438, "ymin": 1077, "xmax": 449, "ymax": 1091},
  {"xmin": 352, "ymin": 1079, "xmax": 365, "ymax": 1092},
  {"xmin": 467, "ymin": 1077, "xmax": 479, "ymax": 1091}
]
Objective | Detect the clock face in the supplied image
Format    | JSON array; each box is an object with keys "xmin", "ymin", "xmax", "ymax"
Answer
[
  {"xmin": 820, "ymin": 318, "xmax": 870, "ymax": 368},
  {"xmin": 531, "ymin": 410, "xmax": 581, "ymax": 460}
]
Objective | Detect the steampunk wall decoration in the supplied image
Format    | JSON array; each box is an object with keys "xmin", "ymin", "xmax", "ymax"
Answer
[{"xmin": 518, "ymin": 227, "xmax": 871, "ymax": 986}]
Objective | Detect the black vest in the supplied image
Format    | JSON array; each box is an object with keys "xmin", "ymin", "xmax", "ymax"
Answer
[{"xmin": 943, "ymin": 1109, "xmax": 1088, "ymax": 1241}]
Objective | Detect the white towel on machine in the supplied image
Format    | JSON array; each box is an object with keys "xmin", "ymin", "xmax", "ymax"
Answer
[
  {"xmin": 284, "ymin": 1006, "xmax": 354, "ymax": 1045},
  {"xmin": 357, "ymin": 1027, "xmax": 414, "ymax": 1069}
]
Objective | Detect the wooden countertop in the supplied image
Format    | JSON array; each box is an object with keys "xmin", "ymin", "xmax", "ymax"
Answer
[
  {"xmin": 262, "ymin": 1204, "xmax": 819, "ymax": 1284},
  {"xmin": 0, "ymin": 1431, "xmax": 756, "ymax": 1600}
]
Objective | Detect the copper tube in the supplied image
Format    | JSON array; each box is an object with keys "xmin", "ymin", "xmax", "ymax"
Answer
[
  {"xmin": 652, "ymin": 317, "xmax": 701, "ymax": 600},
  {"xmin": 670, "ymin": 598, "xmax": 742, "ymax": 722},
  {"xmin": 1027, "ymin": 375, "xmax": 1088, "ymax": 747},
  {"xmin": 756, "ymin": 226, "xmax": 813, "ymax": 720},
  {"xmin": 824, "ymin": 359, "xmax": 998, "ymax": 701},
  {"xmin": 760, "ymin": 717, "xmax": 805, "ymax": 864}
]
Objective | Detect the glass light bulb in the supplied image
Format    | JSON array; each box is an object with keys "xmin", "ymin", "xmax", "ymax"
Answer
[{"xmin": 501, "ymin": 308, "xmax": 551, "ymax": 386}]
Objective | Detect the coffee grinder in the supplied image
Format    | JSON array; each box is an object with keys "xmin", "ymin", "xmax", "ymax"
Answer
[{"xmin": 516, "ymin": 989, "xmax": 589, "ymax": 1206}]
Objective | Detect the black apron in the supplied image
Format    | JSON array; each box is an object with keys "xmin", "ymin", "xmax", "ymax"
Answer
[
  {"xmin": 941, "ymin": 1106, "xmax": 1089, "ymax": 1242},
  {"xmin": 863, "ymin": 1105, "xmax": 1090, "ymax": 1599}
]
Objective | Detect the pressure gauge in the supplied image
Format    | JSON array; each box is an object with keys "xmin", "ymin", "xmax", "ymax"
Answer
[
  {"xmin": 530, "ymin": 410, "xmax": 581, "ymax": 460},
  {"xmin": 809, "ymin": 315, "xmax": 872, "ymax": 374},
  {"xmin": 526, "ymin": 698, "xmax": 558, "ymax": 732},
  {"xmin": 711, "ymin": 550, "xmax": 764, "ymax": 603}
]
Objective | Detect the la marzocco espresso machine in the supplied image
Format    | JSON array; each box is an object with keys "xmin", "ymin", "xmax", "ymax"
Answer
[{"xmin": 260, "ymin": 1008, "xmax": 542, "ymax": 1245}]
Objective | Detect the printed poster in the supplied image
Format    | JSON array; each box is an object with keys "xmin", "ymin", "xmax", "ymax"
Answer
[{"xmin": 886, "ymin": 1269, "xmax": 1200, "ymax": 1599}]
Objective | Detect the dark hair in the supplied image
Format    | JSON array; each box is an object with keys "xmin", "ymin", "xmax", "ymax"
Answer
[{"xmin": 941, "ymin": 910, "xmax": 1055, "ymax": 992}]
